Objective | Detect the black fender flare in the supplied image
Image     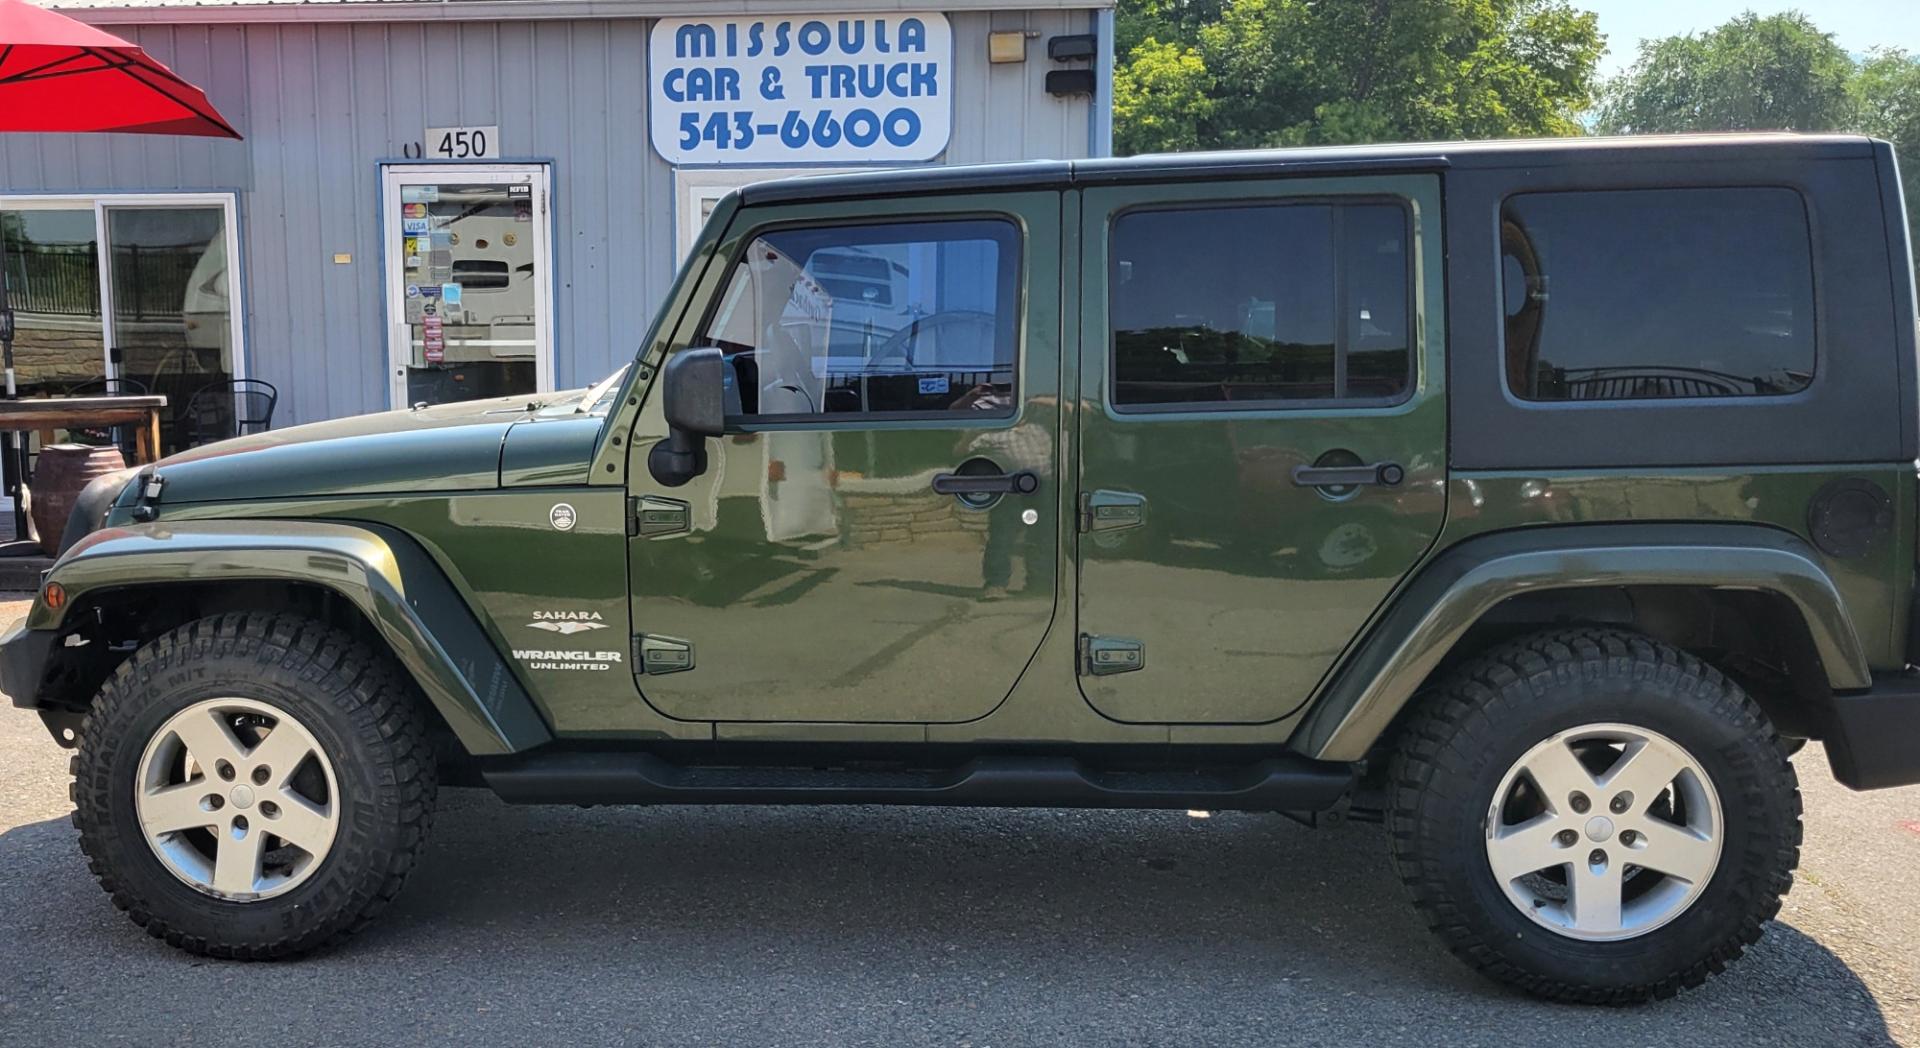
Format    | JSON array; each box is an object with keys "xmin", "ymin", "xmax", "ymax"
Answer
[
  {"xmin": 21, "ymin": 519, "xmax": 551, "ymax": 755},
  {"xmin": 1292, "ymin": 524, "xmax": 1872, "ymax": 762}
]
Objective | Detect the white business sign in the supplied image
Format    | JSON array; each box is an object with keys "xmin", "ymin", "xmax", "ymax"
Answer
[{"xmin": 649, "ymin": 14, "xmax": 952, "ymax": 165}]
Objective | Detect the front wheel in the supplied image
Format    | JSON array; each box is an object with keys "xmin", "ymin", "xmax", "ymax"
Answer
[
  {"xmin": 71, "ymin": 613, "xmax": 437, "ymax": 958},
  {"xmin": 1388, "ymin": 628, "xmax": 1801, "ymax": 1003}
]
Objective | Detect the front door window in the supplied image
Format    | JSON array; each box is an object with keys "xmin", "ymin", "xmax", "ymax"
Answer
[{"xmin": 382, "ymin": 166, "xmax": 551, "ymax": 408}]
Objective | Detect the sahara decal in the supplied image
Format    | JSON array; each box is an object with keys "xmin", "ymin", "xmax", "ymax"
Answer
[
  {"xmin": 527, "ymin": 620, "xmax": 608, "ymax": 635},
  {"xmin": 526, "ymin": 610, "xmax": 609, "ymax": 635}
]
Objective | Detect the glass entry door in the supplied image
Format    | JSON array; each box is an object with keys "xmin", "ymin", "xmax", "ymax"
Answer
[
  {"xmin": 105, "ymin": 205, "xmax": 235, "ymax": 450},
  {"xmin": 381, "ymin": 165, "xmax": 552, "ymax": 408},
  {"xmin": 2, "ymin": 196, "xmax": 240, "ymax": 454}
]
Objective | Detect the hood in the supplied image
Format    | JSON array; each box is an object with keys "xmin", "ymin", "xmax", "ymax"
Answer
[{"xmin": 153, "ymin": 394, "xmax": 566, "ymax": 504}]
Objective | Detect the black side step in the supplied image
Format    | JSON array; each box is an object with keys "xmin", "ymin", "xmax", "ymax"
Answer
[{"xmin": 481, "ymin": 752, "xmax": 1354, "ymax": 812}]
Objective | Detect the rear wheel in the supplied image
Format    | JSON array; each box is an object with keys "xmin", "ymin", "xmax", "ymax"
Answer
[
  {"xmin": 71, "ymin": 612, "xmax": 436, "ymax": 958},
  {"xmin": 1388, "ymin": 628, "xmax": 1801, "ymax": 1003}
]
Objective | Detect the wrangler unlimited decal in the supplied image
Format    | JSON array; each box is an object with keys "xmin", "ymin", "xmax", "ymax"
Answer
[{"xmin": 512, "ymin": 649, "xmax": 624, "ymax": 671}]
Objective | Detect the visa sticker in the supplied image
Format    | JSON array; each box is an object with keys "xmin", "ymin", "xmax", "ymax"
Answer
[
  {"xmin": 402, "ymin": 218, "xmax": 429, "ymax": 234},
  {"xmin": 918, "ymin": 375, "xmax": 950, "ymax": 396}
]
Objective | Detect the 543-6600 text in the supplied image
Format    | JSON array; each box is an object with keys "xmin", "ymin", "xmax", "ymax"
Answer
[{"xmin": 678, "ymin": 107, "xmax": 924, "ymax": 151}]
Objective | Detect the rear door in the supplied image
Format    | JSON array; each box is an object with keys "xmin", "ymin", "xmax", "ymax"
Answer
[
  {"xmin": 1074, "ymin": 174, "xmax": 1447, "ymax": 724},
  {"xmin": 627, "ymin": 191, "xmax": 1063, "ymax": 723}
]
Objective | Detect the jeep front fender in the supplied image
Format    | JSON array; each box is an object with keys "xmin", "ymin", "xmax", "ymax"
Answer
[
  {"xmin": 22, "ymin": 519, "xmax": 551, "ymax": 755},
  {"xmin": 1294, "ymin": 524, "xmax": 1873, "ymax": 763}
]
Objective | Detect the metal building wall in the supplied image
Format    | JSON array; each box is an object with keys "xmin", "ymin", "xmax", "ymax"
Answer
[{"xmin": 0, "ymin": 12, "xmax": 1099, "ymax": 426}]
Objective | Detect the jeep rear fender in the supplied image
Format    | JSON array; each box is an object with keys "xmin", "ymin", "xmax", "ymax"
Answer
[
  {"xmin": 1294, "ymin": 524, "xmax": 1873, "ymax": 763},
  {"xmin": 31, "ymin": 520, "xmax": 551, "ymax": 755}
]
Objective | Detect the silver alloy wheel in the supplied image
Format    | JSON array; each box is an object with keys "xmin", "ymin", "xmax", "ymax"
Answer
[
  {"xmin": 1483, "ymin": 722, "xmax": 1723, "ymax": 941},
  {"xmin": 134, "ymin": 697, "xmax": 340, "ymax": 902}
]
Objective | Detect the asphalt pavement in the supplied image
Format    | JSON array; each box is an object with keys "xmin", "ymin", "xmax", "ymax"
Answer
[{"xmin": 1, "ymin": 594, "xmax": 1916, "ymax": 1047}]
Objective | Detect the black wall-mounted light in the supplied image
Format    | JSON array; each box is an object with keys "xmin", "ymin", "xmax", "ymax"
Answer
[
  {"xmin": 1046, "ymin": 69, "xmax": 1096, "ymax": 97},
  {"xmin": 1047, "ymin": 34, "xmax": 1097, "ymax": 62}
]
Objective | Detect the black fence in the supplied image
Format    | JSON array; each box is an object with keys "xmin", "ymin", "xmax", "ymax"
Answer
[{"xmin": 2, "ymin": 243, "xmax": 204, "ymax": 323}]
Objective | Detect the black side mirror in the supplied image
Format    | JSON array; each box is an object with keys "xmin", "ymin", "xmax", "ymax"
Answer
[{"xmin": 648, "ymin": 347, "xmax": 726, "ymax": 486}]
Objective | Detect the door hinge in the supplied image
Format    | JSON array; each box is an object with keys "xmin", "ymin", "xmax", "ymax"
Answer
[
  {"xmin": 629, "ymin": 495, "xmax": 690, "ymax": 538},
  {"xmin": 1079, "ymin": 633, "xmax": 1145, "ymax": 676},
  {"xmin": 633, "ymin": 634, "xmax": 695, "ymax": 675},
  {"xmin": 1078, "ymin": 490, "xmax": 1147, "ymax": 534}
]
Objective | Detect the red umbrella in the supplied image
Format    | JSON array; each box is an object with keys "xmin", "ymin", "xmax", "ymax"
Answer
[
  {"xmin": 0, "ymin": 0, "xmax": 240, "ymax": 137},
  {"xmin": 0, "ymin": 0, "xmax": 241, "ymax": 534}
]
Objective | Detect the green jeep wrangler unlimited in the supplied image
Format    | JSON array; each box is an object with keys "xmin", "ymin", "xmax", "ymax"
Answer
[{"xmin": 4, "ymin": 133, "xmax": 1916, "ymax": 1003}]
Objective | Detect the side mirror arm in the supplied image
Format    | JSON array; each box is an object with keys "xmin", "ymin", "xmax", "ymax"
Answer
[{"xmin": 648, "ymin": 426, "xmax": 708, "ymax": 488}]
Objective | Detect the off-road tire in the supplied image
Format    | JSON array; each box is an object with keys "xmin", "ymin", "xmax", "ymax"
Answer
[
  {"xmin": 71, "ymin": 612, "xmax": 437, "ymax": 958},
  {"xmin": 1387, "ymin": 627, "xmax": 1801, "ymax": 1003}
]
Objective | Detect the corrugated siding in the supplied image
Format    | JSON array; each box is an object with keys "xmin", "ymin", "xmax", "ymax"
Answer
[{"xmin": 0, "ymin": 13, "xmax": 1097, "ymax": 425}]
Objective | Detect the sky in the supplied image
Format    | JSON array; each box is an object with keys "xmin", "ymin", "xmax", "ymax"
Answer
[{"xmin": 1590, "ymin": 1, "xmax": 1920, "ymax": 77}]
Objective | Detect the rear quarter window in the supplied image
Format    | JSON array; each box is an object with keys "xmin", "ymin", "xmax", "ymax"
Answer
[{"xmin": 1501, "ymin": 187, "xmax": 1816, "ymax": 401}]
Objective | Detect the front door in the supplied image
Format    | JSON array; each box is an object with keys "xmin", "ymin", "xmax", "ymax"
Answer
[
  {"xmin": 1075, "ymin": 175, "xmax": 1448, "ymax": 724},
  {"xmin": 627, "ymin": 191, "xmax": 1062, "ymax": 723},
  {"xmin": 381, "ymin": 165, "xmax": 552, "ymax": 408}
]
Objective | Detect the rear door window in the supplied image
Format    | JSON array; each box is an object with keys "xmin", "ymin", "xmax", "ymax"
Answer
[
  {"xmin": 1109, "ymin": 201, "xmax": 1412, "ymax": 409},
  {"xmin": 1501, "ymin": 188, "xmax": 1816, "ymax": 401}
]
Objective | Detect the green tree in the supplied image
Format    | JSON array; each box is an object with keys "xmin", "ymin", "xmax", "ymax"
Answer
[
  {"xmin": 1595, "ymin": 11, "xmax": 1857, "ymax": 133},
  {"xmin": 1598, "ymin": 16, "xmax": 1918, "ymax": 278},
  {"xmin": 1113, "ymin": 38, "xmax": 1215, "ymax": 154},
  {"xmin": 1111, "ymin": 0, "xmax": 1604, "ymax": 154},
  {"xmin": 1854, "ymin": 49, "xmax": 1920, "ymax": 273}
]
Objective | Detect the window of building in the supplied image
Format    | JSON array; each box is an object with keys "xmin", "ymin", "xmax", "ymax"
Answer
[
  {"xmin": 700, "ymin": 218, "xmax": 1021, "ymax": 421},
  {"xmin": 1109, "ymin": 201, "xmax": 1412, "ymax": 409},
  {"xmin": 2, "ymin": 194, "xmax": 243, "ymax": 453},
  {"xmin": 1501, "ymin": 188, "xmax": 1816, "ymax": 401}
]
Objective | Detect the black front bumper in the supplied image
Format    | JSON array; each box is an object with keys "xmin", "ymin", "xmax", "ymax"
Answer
[
  {"xmin": 0, "ymin": 623, "xmax": 54, "ymax": 712},
  {"xmin": 1825, "ymin": 673, "xmax": 1920, "ymax": 790},
  {"xmin": 0, "ymin": 623, "xmax": 83, "ymax": 746}
]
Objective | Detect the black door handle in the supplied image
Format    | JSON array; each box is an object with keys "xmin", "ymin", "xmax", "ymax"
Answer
[
  {"xmin": 1291, "ymin": 462, "xmax": 1406, "ymax": 488},
  {"xmin": 932, "ymin": 469, "xmax": 1040, "ymax": 496}
]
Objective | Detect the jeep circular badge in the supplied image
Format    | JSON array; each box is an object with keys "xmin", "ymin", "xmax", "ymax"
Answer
[{"xmin": 549, "ymin": 503, "xmax": 577, "ymax": 531}]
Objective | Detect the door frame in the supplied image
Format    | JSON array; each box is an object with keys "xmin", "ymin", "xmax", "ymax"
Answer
[
  {"xmin": 624, "ymin": 187, "xmax": 1066, "ymax": 725},
  {"xmin": 1071, "ymin": 173, "xmax": 1449, "ymax": 726},
  {"xmin": 378, "ymin": 163, "xmax": 554, "ymax": 408},
  {"xmin": 0, "ymin": 191, "xmax": 247, "ymax": 387}
]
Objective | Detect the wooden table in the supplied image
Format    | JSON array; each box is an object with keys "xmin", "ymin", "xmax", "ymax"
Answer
[{"xmin": 0, "ymin": 394, "xmax": 170, "ymax": 464}]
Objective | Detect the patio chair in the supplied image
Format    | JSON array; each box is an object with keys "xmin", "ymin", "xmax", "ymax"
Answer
[{"xmin": 185, "ymin": 378, "xmax": 277, "ymax": 446}]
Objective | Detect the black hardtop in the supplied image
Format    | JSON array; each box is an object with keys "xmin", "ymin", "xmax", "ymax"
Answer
[{"xmin": 739, "ymin": 133, "xmax": 1880, "ymax": 205}]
